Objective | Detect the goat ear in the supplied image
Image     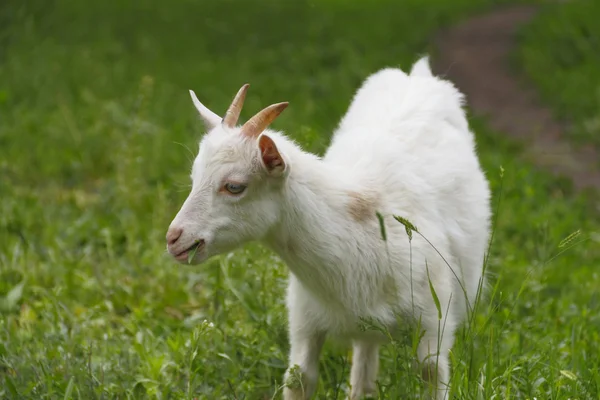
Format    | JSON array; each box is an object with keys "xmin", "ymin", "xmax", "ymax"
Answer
[
  {"xmin": 189, "ymin": 90, "xmax": 221, "ymax": 129},
  {"xmin": 258, "ymin": 134, "xmax": 286, "ymax": 175}
]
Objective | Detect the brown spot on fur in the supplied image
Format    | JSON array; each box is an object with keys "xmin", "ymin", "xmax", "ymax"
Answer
[{"xmin": 347, "ymin": 191, "xmax": 378, "ymax": 223}]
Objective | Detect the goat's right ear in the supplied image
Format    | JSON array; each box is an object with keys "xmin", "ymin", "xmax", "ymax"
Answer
[
  {"xmin": 258, "ymin": 134, "xmax": 286, "ymax": 176},
  {"xmin": 189, "ymin": 90, "xmax": 221, "ymax": 130}
]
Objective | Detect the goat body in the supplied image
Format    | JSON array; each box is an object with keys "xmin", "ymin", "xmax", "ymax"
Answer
[{"xmin": 167, "ymin": 57, "xmax": 491, "ymax": 400}]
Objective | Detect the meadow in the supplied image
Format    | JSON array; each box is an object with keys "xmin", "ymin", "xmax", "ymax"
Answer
[
  {"xmin": 1, "ymin": 0, "xmax": 599, "ymax": 398},
  {"xmin": 518, "ymin": 0, "xmax": 600, "ymax": 147}
]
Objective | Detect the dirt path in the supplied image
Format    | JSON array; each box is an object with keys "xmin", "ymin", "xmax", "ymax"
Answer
[{"xmin": 432, "ymin": 4, "xmax": 600, "ymax": 191}]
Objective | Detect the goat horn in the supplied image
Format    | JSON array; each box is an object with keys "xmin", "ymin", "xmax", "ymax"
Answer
[
  {"xmin": 189, "ymin": 90, "xmax": 221, "ymax": 129},
  {"xmin": 241, "ymin": 102, "xmax": 289, "ymax": 138},
  {"xmin": 222, "ymin": 84, "xmax": 250, "ymax": 128}
]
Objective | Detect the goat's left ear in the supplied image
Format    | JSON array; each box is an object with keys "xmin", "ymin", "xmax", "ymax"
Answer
[{"xmin": 258, "ymin": 134, "xmax": 286, "ymax": 176}]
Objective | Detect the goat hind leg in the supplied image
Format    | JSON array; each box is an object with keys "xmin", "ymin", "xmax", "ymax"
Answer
[
  {"xmin": 417, "ymin": 316, "xmax": 455, "ymax": 400},
  {"xmin": 349, "ymin": 340, "xmax": 379, "ymax": 399}
]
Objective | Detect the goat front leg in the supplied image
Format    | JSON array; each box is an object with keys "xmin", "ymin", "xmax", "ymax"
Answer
[
  {"xmin": 283, "ymin": 329, "xmax": 326, "ymax": 400},
  {"xmin": 349, "ymin": 340, "xmax": 379, "ymax": 399},
  {"xmin": 283, "ymin": 277, "xmax": 326, "ymax": 400}
]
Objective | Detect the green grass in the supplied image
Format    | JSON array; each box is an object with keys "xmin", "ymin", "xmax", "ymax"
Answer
[
  {"xmin": 518, "ymin": 0, "xmax": 600, "ymax": 148},
  {"xmin": 1, "ymin": 0, "xmax": 600, "ymax": 398}
]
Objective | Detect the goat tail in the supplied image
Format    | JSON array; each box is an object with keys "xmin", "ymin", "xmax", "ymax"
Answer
[{"xmin": 410, "ymin": 55, "xmax": 433, "ymax": 77}]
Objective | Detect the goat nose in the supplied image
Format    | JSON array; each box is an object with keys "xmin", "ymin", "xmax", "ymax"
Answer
[{"xmin": 166, "ymin": 227, "xmax": 183, "ymax": 246}]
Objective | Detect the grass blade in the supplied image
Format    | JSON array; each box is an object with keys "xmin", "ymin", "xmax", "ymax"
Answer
[
  {"xmin": 5, "ymin": 375, "xmax": 19, "ymax": 398},
  {"xmin": 558, "ymin": 229, "xmax": 581, "ymax": 248},
  {"xmin": 2, "ymin": 282, "xmax": 25, "ymax": 311},
  {"xmin": 187, "ymin": 242, "xmax": 200, "ymax": 264},
  {"xmin": 560, "ymin": 370, "xmax": 577, "ymax": 381},
  {"xmin": 426, "ymin": 262, "xmax": 442, "ymax": 320},
  {"xmin": 393, "ymin": 215, "xmax": 418, "ymax": 241},
  {"xmin": 376, "ymin": 211, "xmax": 387, "ymax": 241},
  {"xmin": 64, "ymin": 377, "xmax": 75, "ymax": 400}
]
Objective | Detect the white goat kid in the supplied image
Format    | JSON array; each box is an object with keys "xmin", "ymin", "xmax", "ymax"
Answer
[{"xmin": 166, "ymin": 56, "xmax": 491, "ymax": 400}]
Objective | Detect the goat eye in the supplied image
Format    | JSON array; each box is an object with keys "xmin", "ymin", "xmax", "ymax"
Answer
[{"xmin": 224, "ymin": 182, "xmax": 247, "ymax": 195}]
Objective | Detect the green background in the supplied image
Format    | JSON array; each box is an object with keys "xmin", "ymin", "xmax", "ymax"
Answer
[{"xmin": 1, "ymin": 0, "xmax": 599, "ymax": 398}]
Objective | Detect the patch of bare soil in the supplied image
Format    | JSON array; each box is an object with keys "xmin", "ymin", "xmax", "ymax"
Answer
[{"xmin": 432, "ymin": 5, "xmax": 600, "ymax": 191}]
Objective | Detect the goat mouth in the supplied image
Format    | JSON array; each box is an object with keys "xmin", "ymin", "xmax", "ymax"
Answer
[{"xmin": 174, "ymin": 240, "xmax": 205, "ymax": 262}]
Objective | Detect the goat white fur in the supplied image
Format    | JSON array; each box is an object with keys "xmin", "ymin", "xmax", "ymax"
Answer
[{"xmin": 167, "ymin": 56, "xmax": 491, "ymax": 399}]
